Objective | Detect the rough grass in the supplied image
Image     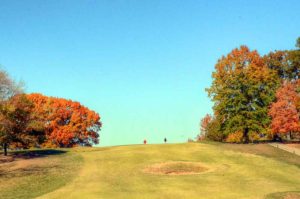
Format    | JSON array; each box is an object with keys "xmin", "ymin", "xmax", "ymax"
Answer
[
  {"xmin": 0, "ymin": 149, "xmax": 83, "ymax": 199},
  {"xmin": 206, "ymin": 141, "xmax": 300, "ymax": 168},
  {"xmin": 1, "ymin": 143, "xmax": 300, "ymax": 199}
]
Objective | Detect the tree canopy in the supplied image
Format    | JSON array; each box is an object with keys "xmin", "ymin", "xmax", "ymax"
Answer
[
  {"xmin": 27, "ymin": 93, "xmax": 102, "ymax": 147},
  {"xmin": 0, "ymin": 68, "xmax": 102, "ymax": 155},
  {"xmin": 296, "ymin": 37, "xmax": 300, "ymax": 49},
  {"xmin": 269, "ymin": 82, "xmax": 299, "ymax": 139}
]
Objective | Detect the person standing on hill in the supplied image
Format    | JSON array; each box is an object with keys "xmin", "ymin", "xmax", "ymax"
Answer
[
  {"xmin": 164, "ymin": 138, "xmax": 167, "ymax": 143},
  {"xmin": 144, "ymin": 139, "xmax": 147, "ymax": 144}
]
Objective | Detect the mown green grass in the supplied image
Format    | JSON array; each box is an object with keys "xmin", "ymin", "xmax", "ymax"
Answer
[
  {"xmin": 1, "ymin": 143, "xmax": 300, "ymax": 199},
  {"xmin": 41, "ymin": 143, "xmax": 300, "ymax": 199}
]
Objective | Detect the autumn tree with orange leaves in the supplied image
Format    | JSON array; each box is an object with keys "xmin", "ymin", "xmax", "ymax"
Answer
[
  {"xmin": 198, "ymin": 114, "xmax": 212, "ymax": 140},
  {"xmin": 27, "ymin": 93, "xmax": 102, "ymax": 147},
  {"xmin": 269, "ymin": 82, "xmax": 300, "ymax": 140}
]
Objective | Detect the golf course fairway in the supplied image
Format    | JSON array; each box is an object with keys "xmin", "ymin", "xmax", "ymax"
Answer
[
  {"xmin": 40, "ymin": 143, "xmax": 300, "ymax": 199},
  {"xmin": 2, "ymin": 143, "xmax": 300, "ymax": 199}
]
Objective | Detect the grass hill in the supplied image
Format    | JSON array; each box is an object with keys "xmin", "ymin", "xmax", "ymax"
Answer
[{"xmin": 1, "ymin": 142, "xmax": 300, "ymax": 199}]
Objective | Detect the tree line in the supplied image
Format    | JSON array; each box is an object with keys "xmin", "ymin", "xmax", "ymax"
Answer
[
  {"xmin": 199, "ymin": 37, "xmax": 300, "ymax": 143},
  {"xmin": 0, "ymin": 71, "xmax": 101, "ymax": 155}
]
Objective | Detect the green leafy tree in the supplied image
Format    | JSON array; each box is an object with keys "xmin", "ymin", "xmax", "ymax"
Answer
[
  {"xmin": 205, "ymin": 116, "xmax": 223, "ymax": 141},
  {"xmin": 286, "ymin": 38, "xmax": 300, "ymax": 80},
  {"xmin": 264, "ymin": 50, "xmax": 299, "ymax": 81},
  {"xmin": 264, "ymin": 37, "xmax": 300, "ymax": 81},
  {"xmin": 207, "ymin": 46, "xmax": 280, "ymax": 143}
]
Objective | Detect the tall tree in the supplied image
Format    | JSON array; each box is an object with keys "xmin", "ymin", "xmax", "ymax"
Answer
[
  {"xmin": 27, "ymin": 93, "xmax": 102, "ymax": 147},
  {"xmin": 296, "ymin": 37, "xmax": 300, "ymax": 49},
  {"xmin": 0, "ymin": 69, "xmax": 24, "ymax": 155},
  {"xmin": 207, "ymin": 46, "xmax": 280, "ymax": 142},
  {"xmin": 0, "ymin": 69, "xmax": 23, "ymax": 101},
  {"xmin": 264, "ymin": 37, "xmax": 300, "ymax": 81},
  {"xmin": 0, "ymin": 94, "xmax": 34, "ymax": 155},
  {"xmin": 286, "ymin": 37, "xmax": 300, "ymax": 80},
  {"xmin": 264, "ymin": 50, "xmax": 291, "ymax": 80},
  {"xmin": 205, "ymin": 115, "xmax": 223, "ymax": 141},
  {"xmin": 269, "ymin": 82, "xmax": 299, "ymax": 140},
  {"xmin": 265, "ymin": 49, "xmax": 300, "ymax": 81},
  {"xmin": 296, "ymin": 80, "xmax": 300, "ymax": 112}
]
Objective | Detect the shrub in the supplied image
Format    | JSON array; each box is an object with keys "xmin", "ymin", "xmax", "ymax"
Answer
[
  {"xmin": 225, "ymin": 131, "xmax": 243, "ymax": 143},
  {"xmin": 205, "ymin": 118, "xmax": 224, "ymax": 142}
]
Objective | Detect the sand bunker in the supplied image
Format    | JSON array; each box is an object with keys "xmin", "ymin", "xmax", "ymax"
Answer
[{"xmin": 143, "ymin": 161, "xmax": 210, "ymax": 176}]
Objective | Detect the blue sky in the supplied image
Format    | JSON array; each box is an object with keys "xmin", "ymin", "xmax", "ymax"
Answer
[{"xmin": 0, "ymin": 0, "xmax": 299, "ymax": 146}]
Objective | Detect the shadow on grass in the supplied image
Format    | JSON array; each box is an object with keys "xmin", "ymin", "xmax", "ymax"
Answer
[
  {"xmin": 0, "ymin": 164, "xmax": 63, "ymax": 178},
  {"xmin": 10, "ymin": 149, "xmax": 67, "ymax": 159}
]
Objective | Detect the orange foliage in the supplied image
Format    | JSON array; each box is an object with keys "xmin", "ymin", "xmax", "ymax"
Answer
[
  {"xmin": 27, "ymin": 93, "xmax": 102, "ymax": 147},
  {"xmin": 225, "ymin": 131, "xmax": 243, "ymax": 143},
  {"xmin": 269, "ymin": 82, "xmax": 300, "ymax": 135},
  {"xmin": 198, "ymin": 114, "xmax": 212, "ymax": 140}
]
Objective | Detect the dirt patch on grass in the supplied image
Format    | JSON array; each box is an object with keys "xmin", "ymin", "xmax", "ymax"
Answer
[
  {"xmin": 265, "ymin": 192, "xmax": 300, "ymax": 199},
  {"xmin": 284, "ymin": 193, "xmax": 300, "ymax": 199},
  {"xmin": 0, "ymin": 156, "xmax": 60, "ymax": 179},
  {"xmin": 4, "ymin": 157, "xmax": 53, "ymax": 171},
  {"xmin": 143, "ymin": 161, "xmax": 210, "ymax": 175},
  {"xmin": 0, "ymin": 155, "xmax": 14, "ymax": 163}
]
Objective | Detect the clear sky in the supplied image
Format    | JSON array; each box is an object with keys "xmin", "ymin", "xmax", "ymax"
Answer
[{"xmin": 0, "ymin": 0, "xmax": 299, "ymax": 146}]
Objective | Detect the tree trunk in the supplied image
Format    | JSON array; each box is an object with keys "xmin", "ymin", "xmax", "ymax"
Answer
[
  {"xmin": 287, "ymin": 132, "xmax": 291, "ymax": 140},
  {"xmin": 3, "ymin": 143, "xmax": 7, "ymax": 156},
  {"xmin": 290, "ymin": 132, "xmax": 293, "ymax": 140},
  {"xmin": 243, "ymin": 128, "xmax": 249, "ymax": 143}
]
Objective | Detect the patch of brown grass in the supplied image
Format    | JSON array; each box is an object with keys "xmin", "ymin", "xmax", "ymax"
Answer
[
  {"xmin": 266, "ymin": 192, "xmax": 300, "ymax": 199},
  {"xmin": 284, "ymin": 193, "xmax": 300, "ymax": 199},
  {"xmin": 0, "ymin": 155, "xmax": 60, "ymax": 179},
  {"xmin": 143, "ymin": 161, "xmax": 210, "ymax": 175},
  {"xmin": 0, "ymin": 155, "xmax": 14, "ymax": 163}
]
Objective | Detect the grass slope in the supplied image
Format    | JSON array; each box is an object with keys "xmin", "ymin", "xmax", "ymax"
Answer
[
  {"xmin": 37, "ymin": 143, "xmax": 300, "ymax": 199},
  {"xmin": 0, "ymin": 149, "xmax": 83, "ymax": 199}
]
